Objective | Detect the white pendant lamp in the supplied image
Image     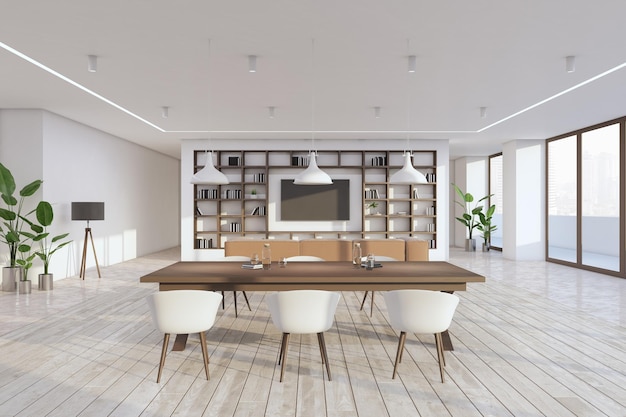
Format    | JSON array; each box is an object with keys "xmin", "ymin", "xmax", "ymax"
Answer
[
  {"xmin": 294, "ymin": 151, "xmax": 332, "ymax": 185},
  {"xmin": 390, "ymin": 152, "xmax": 427, "ymax": 184},
  {"xmin": 390, "ymin": 39, "xmax": 427, "ymax": 185},
  {"xmin": 190, "ymin": 39, "xmax": 229, "ymax": 185},
  {"xmin": 190, "ymin": 151, "xmax": 229, "ymax": 185},
  {"xmin": 294, "ymin": 39, "xmax": 332, "ymax": 185}
]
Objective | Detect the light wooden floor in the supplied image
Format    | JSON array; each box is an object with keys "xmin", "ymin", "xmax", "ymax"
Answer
[{"xmin": 1, "ymin": 248, "xmax": 625, "ymax": 417}]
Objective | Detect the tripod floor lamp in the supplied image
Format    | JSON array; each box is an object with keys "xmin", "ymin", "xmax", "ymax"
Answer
[{"xmin": 71, "ymin": 202, "xmax": 104, "ymax": 280}]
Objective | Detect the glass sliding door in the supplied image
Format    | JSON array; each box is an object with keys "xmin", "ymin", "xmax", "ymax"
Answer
[
  {"xmin": 581, "ymin": 123, "xmax": 620, "ymax": 271},
  {"xmin": 489, "ymin": 153, "xmax": 503, "ymax": 250},
  {"xmin": 547, "ymin": 135, "xmax": 577, "ymax": 263}
]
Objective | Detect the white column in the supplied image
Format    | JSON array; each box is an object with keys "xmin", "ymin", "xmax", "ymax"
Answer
[{"xmin": 502, "ymin": 140, "xmax": 545, "ymax": 260}]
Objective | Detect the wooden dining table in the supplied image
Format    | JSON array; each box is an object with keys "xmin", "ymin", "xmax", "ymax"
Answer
[{"xmin": 140, "ymin": 260, "xmax": 485, "ymax": 350}]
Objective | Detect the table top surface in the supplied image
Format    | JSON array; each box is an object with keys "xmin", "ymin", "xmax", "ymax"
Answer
[{"xmin": 140, "ymin": 261, "xmax": 485, "ymax": 286}]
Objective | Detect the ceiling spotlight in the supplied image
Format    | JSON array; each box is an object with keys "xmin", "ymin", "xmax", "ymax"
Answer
[
  {"xmin": 480, "ymin": 107, "xmax": 487, "ymax": 118},
  {"xmin": 374, "ymin": 106, "xmax": 381, "ymax": 118},
  {"xmin": 566, "ymin": 55, "xmax": 576, "ymax": 73},
  {"xmin": 268, "ymin": 106, "xmax": 275, "ymax": 118},
  {"xmin": 87, "ymin": 55, "xmax": 97, "ymax": 72},
  {"xmin": 248, "ymin": 55, "xmax": 257, "ymax": 72},
  {"xmin": 161, "ymin": 106, "xmax": 169, "ymax": 118},
  {"xmin": 408, "ymin": 55, "xmax": 416, "ymax": 73}
]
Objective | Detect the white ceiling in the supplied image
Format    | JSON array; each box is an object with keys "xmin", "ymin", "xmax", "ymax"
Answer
[{"xmin": 2, "ymin": 1, "xmax": 626, "ymax": 159}]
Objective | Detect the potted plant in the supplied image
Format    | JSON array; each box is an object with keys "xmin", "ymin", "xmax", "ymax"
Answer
[
  {"xmin": 477, "ymin": 203, "xmax": 497, "ymax": 251},
  {"xmin": 250, "ymin": 189, "xmax": 257, "ymax": 199},
  {"xmin": 366, "ymin": 201, "xmax": 379, "ymax": 215},
  {"xmin": 15, "ymin": 232, "xmax": 39, "ymax": 293},
  {"xmin": 0, "ymin": 163, "xmax": 42, "ymax": 292},
  {"xmin": 453, "ymin": 183, "xmax": 491, "ymax": 251},
  {"xmin": 33, "ymin": 201, "xmax": 71, "ymax": 290}
]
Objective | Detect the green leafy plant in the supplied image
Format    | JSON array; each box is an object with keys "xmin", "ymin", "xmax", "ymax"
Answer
[
  {"xmin": 33, "ymin": 201, "xmax": 72, "ymax": 274},
  {"xmin": 0, "ymin": 163, "xmax": 43, "ymax": 267},
  {"xmin": 251, "ymin": 189, "xmax": 257, "ymax": 195},
  {"xmin": 453, "ymin": 183, "xmax": 492, "ymax": 240},
  {"xmin": 477, "ymin": 203, "xmax": 497, "ymax": 245}
]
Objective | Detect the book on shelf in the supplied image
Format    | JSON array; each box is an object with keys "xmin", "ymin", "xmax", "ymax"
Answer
[
  {"xmin": 253, "ymin": 172, "xmax": 266, "ymax": 183},
  {"xmin": 196, "ymin": 207, "xmax": 203, "ymax": 215},
  {"xmin": 425, "ymin": 173, "xmax": 436, "ymax": 182},
  {"xmin": 364, "ymin": 188, "xmax": 380, "ymax": 199},
  {"xmin": 224, "ymin": 189, "xmax": 242, "ymax": 199},
  {"xmin": 412, "ymin": 188, "xmax": 420, "ymax": 199},
  {"xmin": 291, "ymin": 155, "xmax": 309, "ymax": 166},
  {"xmin": 229, "ymin": 222, "xmax": 242, "ymax": 232},
  {"xmin": 198, "ymin": 188, "xmax": 218, "ymax": 199},
  {"xmin": 370, "ymin": 156, "xmax": 387, "ymax": 166},
  {"xmin": 249, "ymin": 205, "xmax": 267, "ymax": 216},
  {"xmin": 228, "ymin": 156, "xmax": 241, "ymax": 166},
  {"xmin": 426, "ymin": 206, "xmax": 436, "ymax": 215},
  {"xmin": 195, "ymin": 238, "xmax": 213, "ymax": 249}
]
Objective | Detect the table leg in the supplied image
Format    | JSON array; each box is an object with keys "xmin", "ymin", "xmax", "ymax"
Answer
[
  {"xmin": 441, "ymin": 330, "xmax": 453, "ymax": 351},
  {"xmin": 172, "ymin": 334, "xmax": 189, "ymax": 351}
]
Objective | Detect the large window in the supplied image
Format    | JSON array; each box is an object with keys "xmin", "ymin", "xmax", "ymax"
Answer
[
  {"xmin": 489, "ymin": 153, "xmax": 503, "ymax": 250},
  {"xmin": 546, "ymin": 119, "xmax": 624, "ymax": 277},
  {"xmin": 547, "ymin": 136, "xmax": 577, "ymax": 262}
]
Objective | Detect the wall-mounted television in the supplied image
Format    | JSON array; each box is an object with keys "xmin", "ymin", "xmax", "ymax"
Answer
[{"xmin": 280, "ymin": 179, "xmax": 350, "ymax": 221}]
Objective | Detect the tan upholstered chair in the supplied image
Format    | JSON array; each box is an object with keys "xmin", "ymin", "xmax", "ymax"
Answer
[
  {"xmin": 299, "ymin": 239, "xmax": 352, "ymax": 261},
  {"xmin": 356, "ymin": 239, "xmax": 406, "ymax": 261},
  {"xmin": 224, "ymin": 240, "xmax": 300, "ymax": 261}
]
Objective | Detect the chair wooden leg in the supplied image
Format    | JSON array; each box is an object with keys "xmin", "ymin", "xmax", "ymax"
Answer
[
  {"xmin": 199, "ymin": 331, "xmax": 210, "ymax": 380},
  {"xmin": 233, "ymin": 291, "xmax": 238, "ymax": 317},
  {"xmin": 392, "ymin": 331, "xmax": 406, "ymax": 379},
  {"xmin": 221, "ymin": 291, "xmax": 225, "ymax": 309},
  {"xmin": 242, "ymin": 291, "xmax": 251, "ymax": 311},
  {"xmin": 436, "ymin": 333, "xmax": 446, "ymax": 367},
  {"xmin": 317, "ymin": 333, "xmax": 325, "ymax": 364},
  {"xmin": 370, "ymin": 291, "xmax": 375, "ymax": 317},
  {"xmin": 279, "ymin": 333, "xmax": 290, "ymax": 382},
  {"xmin": 157, "ymin": 333, "xmax": 170, "ymax": 383},
  {"xmin": 318, "ymin": 332, "xmax": 332, "ymax": 381},
  {"xmin": 435, "ymin": 333, "xmax": 446, "ymax": 383},
  {"xmin": 359, "ymin": 291, "xmax": 369, "ymax": 311}
]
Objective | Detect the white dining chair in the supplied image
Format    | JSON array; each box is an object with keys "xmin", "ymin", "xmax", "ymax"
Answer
[
  {"xmin": 146, "ymin": 290, "xmax": 223, "ymax": 383},
  {"xmin": 360, "ymin": 256, "xmax": 397, "ymax": 317},
  {"xmin": 383, "ymin": 290, "xmax": 460, "ymax": 382},
  {"xmin": 284, "ymin": 255, "xmax": 326, "ymax": 262},
  {"xmin": 266, "ymin": 290, "xmax": 340, "ymax": 382},
  {"xmin": 220, "ymin": 256, "xmax": 253, "ymax": 317}
]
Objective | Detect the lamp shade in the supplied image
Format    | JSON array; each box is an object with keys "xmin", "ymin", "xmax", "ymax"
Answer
[
  {"xmin": 71, "ymin": 202, "xmax": 105, "ymax": 221},
  {"xmin": 293, "ymin": 152, "xmax": 333, "ymax": 185},
  {"xmin": 190, "ymin": 151, "xmax": 229, "ymax": 185},
  {"xmin": 389, "ymin": 153, "xmax": 428, "ymax": 184}
]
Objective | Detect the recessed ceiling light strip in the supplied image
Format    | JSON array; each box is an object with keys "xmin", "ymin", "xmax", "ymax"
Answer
[
  {"xmin": 478, "ymin": 61, "xmax": 626, "ymax": 133},
  {"xmin": 0, "ymin": 41, "xmax": 165, "ymax": 132}
]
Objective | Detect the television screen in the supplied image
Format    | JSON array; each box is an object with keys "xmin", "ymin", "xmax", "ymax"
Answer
[{"xmin": 280, "ymin": 179, "xmax": 350, "ymax": 221}]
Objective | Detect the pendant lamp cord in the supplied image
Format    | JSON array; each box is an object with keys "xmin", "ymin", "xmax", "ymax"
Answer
[
  {"xmin": 405, "ymin": 38, "xmax": 411, "ymax": 157},
  {"xmin": 311, "ymin": 38, "xmax": 316, "ymax": 156}
]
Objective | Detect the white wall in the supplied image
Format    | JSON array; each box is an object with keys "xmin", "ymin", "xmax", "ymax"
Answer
[
  {"xmin": 0, "ymin": 109, "xmax": 180, "ymax": 279},
  {"xmin": 181, "ymin": 139, "xmax": 450, "ymax": 261}
]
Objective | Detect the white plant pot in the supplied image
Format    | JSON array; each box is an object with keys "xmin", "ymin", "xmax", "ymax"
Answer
[{"xmin": 465, "ymin": 238, "xmax": 476, "ymax": 252}]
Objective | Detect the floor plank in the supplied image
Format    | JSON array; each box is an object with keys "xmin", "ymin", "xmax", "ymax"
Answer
[{"xmin": 0, "ymin": 247, "xmax": 625, "ymax": 417}]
